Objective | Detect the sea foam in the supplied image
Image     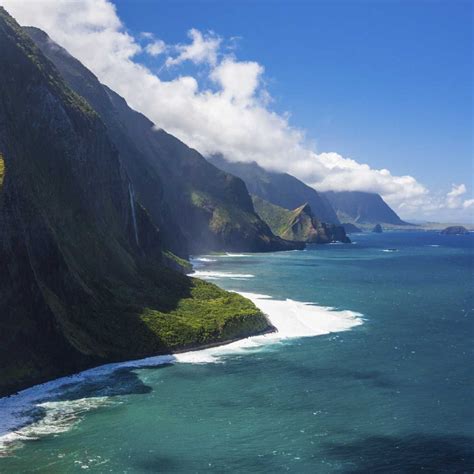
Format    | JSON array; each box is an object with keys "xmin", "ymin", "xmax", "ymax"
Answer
[
  {"xmin": 0, "ymin": 292, "xmax": 363, "ymax": 455},
  {"xmin": 191, "ymin": 270, "xmax": 255, "ymax": 280},
  {"xmin": 193, "ymin": 257, "xmax": 217, "ymax": 263},
  {"xmin": 221, "ymin": 253, "xmax": 251, "ymax": 257}
]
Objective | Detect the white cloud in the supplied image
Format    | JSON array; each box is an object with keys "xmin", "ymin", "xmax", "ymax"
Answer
[
  {"xmin": 210, "ymin": 58, "xmax": 263, "ymax": 103},
  {"xmin": 165, "ymin": 28, "xmax": 221, "ymax": 67},
  {"xmin": 446, "ymin": 183, "xmax": 466, "ymax": 207},
  {"xmin": 463, "ymin": 199, "xmax": 474, "ymax": 209},
  {"xmin": 145, "ymin": 39, "xmax": 166, "ymax": 57},
  {"xmin": 3, "ymin": 0, "xmax": 472, "ymax": 222},
  {"xmin": 445, "ymin": 183, "xmax": 474, "ymax": 211}
]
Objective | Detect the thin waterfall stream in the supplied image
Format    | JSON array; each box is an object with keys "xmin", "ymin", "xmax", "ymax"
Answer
[{"xmin": 128, "ymin": 183, "xmax": 139, "ymax": 246}]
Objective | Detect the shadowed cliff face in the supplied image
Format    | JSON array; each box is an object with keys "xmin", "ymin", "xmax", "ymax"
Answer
[
  {"xmin": 0, "ymin": 9, "xmax": 270, "ymax": 396},
  {"xmin": 322, "ymin": 190, "xmax": 411, "ymax": 226},
  {"xmin": 25, "ymin": 27, "xmax": 297, "ymax": 255},
  {"xmin": 208, "ymin": 155, "xmax": 340, "ymax": 224}
]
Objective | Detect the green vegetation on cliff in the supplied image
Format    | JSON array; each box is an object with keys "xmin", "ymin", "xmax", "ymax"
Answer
[
  {"xmin": 249, "ymin": 195, "xmax": 292, "ymax": 236},
  {"xmin": 139, "ymin": 277, "xmax": 268, "ymax": 348},
  {"xmin": 252, "ymin": 196, "xmax": 350, "ymax": 244},
  {"xmin": 0, "ymin": 8, "xmax": 270, "ymax": 396},
  {"xmin": 0, "ymin": 155, "xmax": 4, "ymax": 188}
]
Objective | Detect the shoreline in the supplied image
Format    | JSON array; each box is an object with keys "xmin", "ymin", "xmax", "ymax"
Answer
[
  {"xmin": 0, "ymin": 288, "xmax": 363, "ymax": 455},
  {"xmin": 0, "ymin": 321, "xmax": 277, "ymax": 400},
  {"xmin": 0, "ymin": 287, "xmax": 364, "ymax": 403},
  {"xmin": 0, "ymin": 320, "xmax": 275, "ymax": 454}
]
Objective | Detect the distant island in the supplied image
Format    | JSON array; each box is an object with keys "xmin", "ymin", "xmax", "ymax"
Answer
[{"xmin": 440, "ymin": 226, "xmax": 469, "ymax": 235}]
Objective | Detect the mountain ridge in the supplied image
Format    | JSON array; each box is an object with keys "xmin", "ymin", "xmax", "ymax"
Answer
[
  {"xmin": 322, "ymin": 190, "xmax": 412, "ymax": 226},
  {"xmin": 26, "ymin": 26, "xmax": 298, "ymax": 256},
  {"xmin": 208, "ymin": 155, "xmax": 340, "ymax": 224}
]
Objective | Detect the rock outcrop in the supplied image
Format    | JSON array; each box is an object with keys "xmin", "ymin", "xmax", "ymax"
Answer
[
  {"xmin": 252, "ymin": 196, "xmax": 350, "ymax": 244},
  {"xmin": 372, "ymin": 224, "xmax": 383, "ymax": 233}
]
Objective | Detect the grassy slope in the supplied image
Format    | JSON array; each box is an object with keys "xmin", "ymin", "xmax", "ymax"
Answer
[
  {"xmin": 252, "ymin": 196, "xmax": 350, "ymax": 244},
  {"xmin": 192, "ymin": 190, "xmax": 272, "ymax": 240},
  {"xmin": 251, "ymin": 195, "xmax": 294, "ymax": 236},
  {"xmin": 280, "ymin": 205, "xmax": 315, "ymax": 241},
  {"xmin": 252, "ymin": 196, "xmax": 310, "ymax": 240},
  {"xmin": 0, "ymin": 155, "xmax": 4, "ymax": 188},
  {"xmin": 140, "ymin": 277, "xmax": 268, "ymax": 348}
]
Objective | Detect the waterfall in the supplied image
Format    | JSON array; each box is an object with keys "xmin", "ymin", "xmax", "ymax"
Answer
[{"xmin": 128, "ymin": 183, "xmax": 139, "ymax": 246}]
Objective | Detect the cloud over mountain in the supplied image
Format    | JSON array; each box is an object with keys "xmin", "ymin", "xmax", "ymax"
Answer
[{"xmin": 3, "ymin": 0, "xmax": 472, "ymax": 221}]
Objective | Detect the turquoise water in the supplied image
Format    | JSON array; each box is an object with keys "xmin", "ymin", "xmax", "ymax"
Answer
[{"xmin": 1, "ymin": 232, "xmax": 473, "ymax": 472}]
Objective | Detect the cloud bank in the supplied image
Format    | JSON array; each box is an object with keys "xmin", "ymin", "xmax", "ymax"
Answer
[{"xmin": 3, "ymin": 0, "xmax": 472, "ymax": 222}]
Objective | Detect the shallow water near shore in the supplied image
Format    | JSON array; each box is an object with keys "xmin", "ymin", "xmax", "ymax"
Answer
[{"xmin": 1, "ymin": 232, "xmax": 473, "ymax": 472}]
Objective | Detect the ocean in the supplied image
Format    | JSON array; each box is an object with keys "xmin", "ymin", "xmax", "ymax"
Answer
[{"xmin": 1, "ymin": 232, "xmax": 473, "ymax": 472}]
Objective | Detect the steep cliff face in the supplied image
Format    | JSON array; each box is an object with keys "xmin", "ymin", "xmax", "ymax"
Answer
[
  {"xmin": 252, "ymin": 197, "xmax": 350, "ymax": 244},
  {"xmin": 0, "ymin": 9, "xmax": 270, "ymax": 396},
  {"xmin": 322, "ymin": 191, "xmax": 411, "ymax": 226},
  {"xmin": 208, "ymin": 155, "xmax": 340, "ymax": 224},
  {"xmin": 26, "ymin": 27, "xmax": 296, "ymax": 255}
]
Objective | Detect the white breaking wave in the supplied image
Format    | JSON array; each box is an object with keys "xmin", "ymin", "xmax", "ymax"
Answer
[
  {"xmin": 221, "ymin": 253, "xmax": 251, "ymax": 257},
  {"xmin": 175, "ymin": 292, "xmax": 363, "ymax": 363},
  {"xmin": 189, "ymin": 257, "xmax": 218, "ymax": 270},
  {"xmin": 193, "ymin": 257, "xmax": 217, "ymax": 263},
  {"xmin": 0, "ymin": 354, "xmax": 175, "ymax": 456},
  {"xmin": 0, "ymin": 397, "xmax": 112, "ymax": 453},
  {"xmin": 0, "ymin": 292, "xmax": 363, "ymax": 455},
  {"xmin": 191, "ymin": 270, "xmax": 255, "ymax": 280},
  {"xmin": 239, "ymin": 292, "xmax": 364, "ymax": 339}
]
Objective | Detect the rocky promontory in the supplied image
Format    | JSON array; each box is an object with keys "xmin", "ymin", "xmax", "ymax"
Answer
[{"xmin": 252, "ymin": 196, "xmax": 350, "ymax": 244}]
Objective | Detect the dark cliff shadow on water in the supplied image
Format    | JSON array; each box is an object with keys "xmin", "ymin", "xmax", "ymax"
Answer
[
  {"xmin": 50, "ymin": 366, "xmax": 168, "ymax": 401},
  {"xmin": 323, "ymin": 433, "xmax": 474, "ymax": 473},
  {"xmin": 277, "ymin": 355, "xmax": 397, "ymax": 391},
  {"xmin": 0, "ymin": 364, "xmax": 173, "ymax": 445}
]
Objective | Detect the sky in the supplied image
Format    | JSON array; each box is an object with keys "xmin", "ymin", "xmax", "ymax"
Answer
[{"xmin": 3, "ymin": 0, "xmax": 473, "ymax": 222}]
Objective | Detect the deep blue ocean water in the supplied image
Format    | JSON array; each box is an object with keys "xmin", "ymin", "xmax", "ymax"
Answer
[{"xmin": 1, "ymin": 232, "xmax": 473, "ymax": 473}]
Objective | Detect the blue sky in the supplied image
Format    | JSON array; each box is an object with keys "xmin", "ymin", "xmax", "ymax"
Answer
[
  {"xmin": 115, "ymin": 0, "xmax": 472, "ymax": 194},
  {"xmin": 5, "ymin": 0, "xmax": 472, "ymax": 221}
]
